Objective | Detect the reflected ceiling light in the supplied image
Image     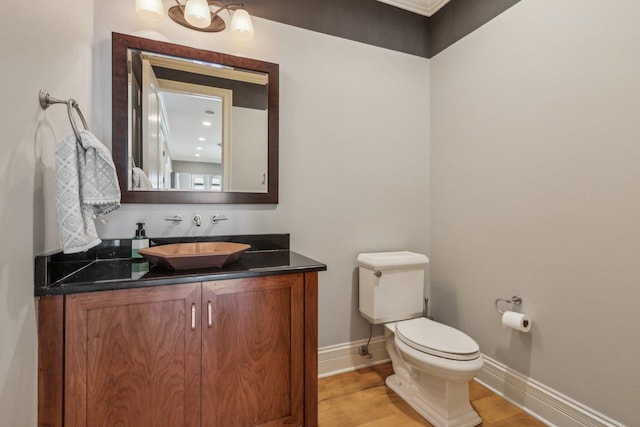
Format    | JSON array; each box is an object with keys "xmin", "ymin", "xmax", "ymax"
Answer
[
  {"xmin": 195, "ymin": 153, "xmax": 201, "ymax": 157},
  {"xmin": 196, "ymin": 146, "xmax": 204, "ymax": 150},
  {"xmin": 198, "ymin": 137, "xmax": 206, "ymax": 141},
  {"xmin": 202, "ymin": 121, "xmax": 212, "ymax": 126},
  {"xmin": 136, "ymin": 0, "xmax": 254, "ymax": 40}
]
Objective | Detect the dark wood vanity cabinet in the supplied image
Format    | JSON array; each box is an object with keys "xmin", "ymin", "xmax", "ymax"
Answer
[
  {"xmin": 38, "ymin": 272, "xmax": 319, "ymax": 427},
  {"xmin": 64, "ymin": 283, "xmax": 202, "ymax": 427},
  {"xmin": 202, "ymin": 275, "xmax": 305, "ymax": 426}
]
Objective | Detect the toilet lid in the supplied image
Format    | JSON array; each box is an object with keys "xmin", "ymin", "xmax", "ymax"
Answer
[{"xmin": 395, "ymin": 318, "xmax": 480, "ymax": 361}]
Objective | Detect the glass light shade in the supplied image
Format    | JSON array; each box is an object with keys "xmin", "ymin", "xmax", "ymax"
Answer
[
  {"xmin": 229, "ymin": 9, "xmax": 254, "ymax": 41},
  {"xmin": 184, "ymin": 0, "xmax": 212, "ymax": 28},
  {"xmin": 136, "ymin": 0, "xmax": 165, "ymax": 21}
]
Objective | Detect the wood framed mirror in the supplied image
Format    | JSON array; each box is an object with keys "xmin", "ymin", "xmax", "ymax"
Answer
[{"xmin": 112, "ymin": 32, "xmax": 279, "ymax": 204}]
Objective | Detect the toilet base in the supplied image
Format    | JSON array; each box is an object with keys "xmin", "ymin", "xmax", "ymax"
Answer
[
  {"xmin": 384, "ymin": 326, "xmax": 483, "ymax": 427},
  {"xmin": 386, "ymin": 374, "xmax": 482, "ymax": 427}
]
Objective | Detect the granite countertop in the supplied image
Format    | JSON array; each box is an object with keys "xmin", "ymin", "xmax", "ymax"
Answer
[{"xmin": 35, "ymin": 234, "xmax": 326, "ymax": 296}]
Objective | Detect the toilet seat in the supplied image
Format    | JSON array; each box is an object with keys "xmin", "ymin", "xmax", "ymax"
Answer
[{"xmin": 395, "ymin": 318, "xmax": 480, "ymax": 361}]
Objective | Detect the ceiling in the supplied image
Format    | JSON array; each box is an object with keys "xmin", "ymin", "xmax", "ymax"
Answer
[
  {"xmin": 160, "ymin": 91, "xmax": 223, "ymax": 164},
  {"xmin": 375, "ymin": 0, "xmax": 451, "ymax": 17}
]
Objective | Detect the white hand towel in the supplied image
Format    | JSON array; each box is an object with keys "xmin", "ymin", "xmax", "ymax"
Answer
[
  {"xmin": 132, "ymin": 166, "xmax": 153, "ymax": 190},
  {"xmin": 56, "ymin": 130, "xmax": 121, "ymax": 253}
]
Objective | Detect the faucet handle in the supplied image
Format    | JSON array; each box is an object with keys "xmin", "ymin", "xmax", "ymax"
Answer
[
  {"xmin": 211, "ymin": 214, "xmax": 228, "ymax": 224},
  {"xmin": 164, "ymin": 215, "xmax": 183, "ymax": 224},
  {"xmin": 192, "ymin": 215, "xmax": 202, "ymax": 226}
]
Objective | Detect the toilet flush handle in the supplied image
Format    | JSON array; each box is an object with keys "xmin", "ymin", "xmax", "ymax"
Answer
[{"xmin": 374, "ymin": 270, "xmax": 382, "ymax": 277}]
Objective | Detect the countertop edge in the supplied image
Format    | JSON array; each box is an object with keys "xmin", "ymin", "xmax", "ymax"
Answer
[{"xmin": 35, "ymin": 251, "xmax": 326, "ymax": 297}]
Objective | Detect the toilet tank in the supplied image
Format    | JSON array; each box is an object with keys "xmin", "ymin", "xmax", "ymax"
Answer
[{"xmin": 358, "ymin": 251, "xmax": 429, "ymax": 324}]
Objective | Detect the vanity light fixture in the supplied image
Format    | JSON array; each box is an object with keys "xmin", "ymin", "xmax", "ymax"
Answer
[
  {"xmin": 135, "ymin": 0, "xmax": 255, "ymax": 40},
  {"xmin": 136, "ymin": 0, "xmax": 165, "ymax": 20}
]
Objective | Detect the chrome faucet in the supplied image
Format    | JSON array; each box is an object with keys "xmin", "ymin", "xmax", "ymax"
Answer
[{"xmin": 192, "ymin": 215, "xmax": 202, "ymax": 227}]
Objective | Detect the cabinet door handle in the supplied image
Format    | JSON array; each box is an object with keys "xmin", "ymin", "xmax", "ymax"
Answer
[
  {"xmin": 207, "ymin": 301, "xmax": 212, "ymax": 328},
  {"xmin": 191, "ymin": 303, "xmax": 196, "ymax": 330}
]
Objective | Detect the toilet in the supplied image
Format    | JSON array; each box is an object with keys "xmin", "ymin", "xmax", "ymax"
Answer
[{"xmin": 358, "ymin": 251, "xmax": 483, "ymax": 427}]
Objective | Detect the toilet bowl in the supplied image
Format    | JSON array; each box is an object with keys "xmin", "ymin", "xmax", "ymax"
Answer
[
  {"xmin": 357, "ymin": 252, "xmax": 483, "ymax": 427},
  {"xmin": 384, "ymin": 318, "xmax": 483, "ymax": 427}
]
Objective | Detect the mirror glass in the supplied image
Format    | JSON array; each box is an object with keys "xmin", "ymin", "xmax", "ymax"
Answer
[{"xmin": 112, "ymin": 33, "xmax": 279, "ymax": 204}]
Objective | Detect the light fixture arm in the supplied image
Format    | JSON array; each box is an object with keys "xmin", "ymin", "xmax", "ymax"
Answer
[
  {"xmin": 208, "ymin": 1, "xmax": 247, "ymax": 17},
  {"xmin": 172, "ymin": 0, "xmax": 246, "ymax": 17}
]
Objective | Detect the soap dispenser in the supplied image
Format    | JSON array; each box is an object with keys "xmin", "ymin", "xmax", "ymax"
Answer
[{"xmin": 131, "ymin": 222, "xmax": 149, "ymax": 259}]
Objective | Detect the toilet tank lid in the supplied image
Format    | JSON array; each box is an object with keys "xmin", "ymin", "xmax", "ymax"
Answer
[{"xmin": 357, "ymin": 251, "xmax": 429, "ymax": 269}]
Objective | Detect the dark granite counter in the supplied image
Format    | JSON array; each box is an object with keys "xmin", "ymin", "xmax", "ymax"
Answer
[{"xmin": 35, "ymin": 234, "xmax": 326, "ymax": 296}]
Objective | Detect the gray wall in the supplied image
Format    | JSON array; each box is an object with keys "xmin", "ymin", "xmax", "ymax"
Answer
[
  {"xmin": 430, "ymin": 0, "xmax": 640, "ymax": 424},
  {"xmin": 0, "ymin": 0, "xmax": 94, "ymax": 425}
]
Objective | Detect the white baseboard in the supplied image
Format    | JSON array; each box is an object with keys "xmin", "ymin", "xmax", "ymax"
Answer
[
  {"xmin": 318, "ymin": 336, "xmax": 390, "ymax": 378},
  {"xmin": 476, "ymin": 354, "xmax": 623, "ymax": 427},
  {"xmin": 317, "ymin": 340, "xmax": 623, "ymax": 427}
]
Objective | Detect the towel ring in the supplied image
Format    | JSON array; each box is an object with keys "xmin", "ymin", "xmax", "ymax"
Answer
[{"xmin": 39, "ymin": 89, "xmax": 89, "ymax": 143}]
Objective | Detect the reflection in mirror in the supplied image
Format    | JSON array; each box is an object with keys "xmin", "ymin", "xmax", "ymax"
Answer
[
  {"xmin": 129, "ymin": 49, "xmax": 268, "ymax": 192},
  {"xmin": 112, "ymin": 33, "xmax": 279, "ymax": 204}
]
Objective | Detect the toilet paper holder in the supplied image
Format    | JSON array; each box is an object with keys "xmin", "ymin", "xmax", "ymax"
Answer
[{"xmin": 495, "ymin": 296, "xmax": 523, "ymax": 314}]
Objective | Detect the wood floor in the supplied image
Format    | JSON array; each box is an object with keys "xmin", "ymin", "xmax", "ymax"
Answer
[{"xmin": 318, "ymin": 363, "xmax": 546, "ymax": 426}]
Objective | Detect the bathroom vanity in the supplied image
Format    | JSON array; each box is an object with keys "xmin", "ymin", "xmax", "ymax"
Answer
[{"xmin": 35, "ymin": 235, "xmax": 326, "ymax": 427}]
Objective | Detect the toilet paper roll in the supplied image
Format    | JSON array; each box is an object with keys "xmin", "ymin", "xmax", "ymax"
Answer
[{"xmin": 501, "ymin": 311, "xmax": 531, "ymax": 332}]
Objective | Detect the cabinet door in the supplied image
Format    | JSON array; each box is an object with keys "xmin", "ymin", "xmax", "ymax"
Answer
[
  {"xmin": 202, "ymin": 274, "xmax": 304, "ymax": 426},
  {"xmin": 65, "ymin": 284, "xmax": 201, "ymax": 427}
]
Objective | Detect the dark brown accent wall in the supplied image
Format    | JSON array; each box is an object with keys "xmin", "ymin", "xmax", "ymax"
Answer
[
  {"xmin": 241, "ymin": 0, "xmax": 429, "ymax": 57},
  {"xmin": 240, "ymin": 0, "xmax": 521, "ymax": 58}
]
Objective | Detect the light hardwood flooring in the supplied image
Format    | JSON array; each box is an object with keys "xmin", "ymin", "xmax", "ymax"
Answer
[{"xmin": 318, "ymin": 363, "xmax": 546, "ymax": 426}]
